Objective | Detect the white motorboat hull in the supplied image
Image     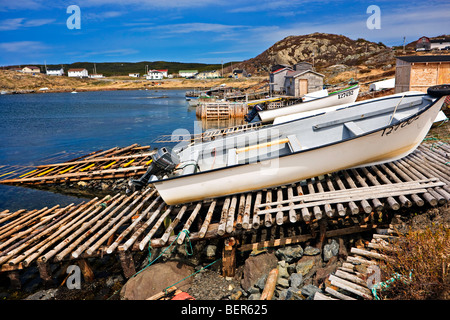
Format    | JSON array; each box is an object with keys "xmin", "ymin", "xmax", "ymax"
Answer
[
  {"xmin": 154, "ymin": 95, "xmax": 445, "ymax": 204},
  {"xmin": 258, "ymin": 85, "xmax": 360, "ymax": 123}
]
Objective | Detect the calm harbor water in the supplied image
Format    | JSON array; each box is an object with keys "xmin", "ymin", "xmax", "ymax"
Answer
[{"xmin": 0, "ymin": 89, "xmax": 214, "ymax": 211}]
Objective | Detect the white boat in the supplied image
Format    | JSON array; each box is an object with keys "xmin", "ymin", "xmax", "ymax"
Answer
[
  {"xmin": 131, "ymin": 87, "xmax": 448, "ymax": 205},
  {"xmin": 256, "ymin": 85, "xmax": 360, "ymax": 123}
]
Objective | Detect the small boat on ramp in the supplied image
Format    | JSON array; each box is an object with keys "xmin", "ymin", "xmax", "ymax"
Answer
[{"xmin": 130, "ymin": 86, "xmax": 449, "ymax": 205}]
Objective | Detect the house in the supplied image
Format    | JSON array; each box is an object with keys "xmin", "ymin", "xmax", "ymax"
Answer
[
  {"xmin": 68, "ymin": 68, "xmax": 89, "ymax": 78},
  {"xmin": 89, "ymin": 74, "xmax": 104, "ymax": 79},
  {"xmin": 196, "ymin": 70, "xmax": 220, "ymax": 79},
  {"xmin": 146, "ymin": 70, "xmax": 163, "ymax": 80},
  {"xmin": 178, "ymin": 70, "xmax": 198, "ymax": 78},
  {"xmin": 129, "ymin": 73, "xmax": 140, "ymax": 78},
  {"xmin": 22, "ymin": 66, "xmax": 40, "ymax": 74},
  {"xmin": 416, "ymin": 36, "xmax": 450, "ymax": 51},
  {"xmin": 284, "ymin": 70, "xmax": 325, "ymax": 97},
  {"xmin": 46, "ymin": 68, "xmax": 64, "ymax": 76},
  {"xmin": 270, "ymin": 66, "xmax": 293, "ymax": 94},
  {"xmin": 394, "ymin": 55, "xmax": 450, "ymax": 93},
  {"xmin": 8, "ymin": 67, "xmax": 22, "ymax": 72},
  {"xmin": 156, "ymin": 69, "xmax": 168, "ymax": 77},
  {"xmin": 232, "ymin": 69, "xmax": 247, "ymax": 79}
]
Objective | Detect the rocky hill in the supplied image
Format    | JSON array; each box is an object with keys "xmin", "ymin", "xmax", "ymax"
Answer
[{"xmin": 231, "ymin": 33, "xmax": 394, "ymax": 75}]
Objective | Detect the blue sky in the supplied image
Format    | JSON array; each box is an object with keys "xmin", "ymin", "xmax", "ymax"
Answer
[{"xmin": 0, "ymin": 0, "xmax": 449, "ymax": 66}]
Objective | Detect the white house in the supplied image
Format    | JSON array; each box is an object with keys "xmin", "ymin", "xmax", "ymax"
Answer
[
  {"xmin": 68, "ymin": 68, "xmax": 89, "ymax": 78},
  {"xmin": 146, "ymin": 70, "xmax": 163, "ymax": 80},
  {"xmin": 22, "ymin": 66, "xmax": 40, "ymax": 74},
  {"xmin": 155, "ymin": 69, "xmax": 168, "ymax": 77},
  {"xmin": 129, "ymin": 73, "xmax": 140, "ymax": 78},
  {"xmin": 178, "ymin": 70, "xmax": 198, "ymax": 78},
  {"xmin": 89, "ymin": 74, "xmax": 104, "ymax": 79},
  {"xmin": 46, "ymin": 68, "xmax": 64, "ymax": 76},
  {"xmin": 196, "ymin": 70, "xmax": 220, "ymax": 79}
]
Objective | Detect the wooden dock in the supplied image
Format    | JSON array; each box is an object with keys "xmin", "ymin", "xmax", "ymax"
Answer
[
  {"xmin": 0, "ymin": 143, "xmax": 155, "ymax": 186},
  {"xmin": 0, "ymin": 141, "xmax": 448, "ymax": 289}
]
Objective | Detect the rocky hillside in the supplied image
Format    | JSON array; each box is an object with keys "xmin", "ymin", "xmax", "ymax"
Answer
[{"xmin": 230, "ymin": 33, "xmax": 395, "ymax": 77}]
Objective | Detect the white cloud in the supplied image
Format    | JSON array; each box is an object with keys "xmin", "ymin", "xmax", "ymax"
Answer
[
  {"xmin": 0, "ymin": 17, "xmax": 55, "ymax": 30},
  {"xmin": 0, "ymin": 41, "xmax": 49, "ymax": 52}
]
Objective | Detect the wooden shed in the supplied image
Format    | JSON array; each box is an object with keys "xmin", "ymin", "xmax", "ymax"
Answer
[
  {"xmin": 284, "ymin": 70, "xmax": 324, "ymax": 97},
  {"xmin": 395, "ymin": 55, "xmax": 450, "ymax": 93}
]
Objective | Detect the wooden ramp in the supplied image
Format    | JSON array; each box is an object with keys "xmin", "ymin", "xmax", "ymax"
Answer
[
  {"xmin": 0, "ymin": 143, "xmax": 155, "ymax": 186},
  {"xmin": 0, "ymin": 142, "xmax": 449, "ymax": 289}
]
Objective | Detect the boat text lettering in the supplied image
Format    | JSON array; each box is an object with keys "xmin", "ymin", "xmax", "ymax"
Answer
[
  {"xmin": 381, "ymin": 115, "xmax": 420, "ymax": 137},
  {"xmin": 338, "ymin": 90, "xmax": 354, "ymax": 99}
]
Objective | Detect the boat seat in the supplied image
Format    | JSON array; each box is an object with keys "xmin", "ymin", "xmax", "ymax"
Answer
[
  {"xmin": 227, "ymin": 148, "xmax": 238, "ymax": 166},
  {"xmin": 344, "ymin": 121, "xmax": 365, "ymax": 137},
  {"xmin": 287, "ymin": 135, "xmax": 302, "ymax": 152}
]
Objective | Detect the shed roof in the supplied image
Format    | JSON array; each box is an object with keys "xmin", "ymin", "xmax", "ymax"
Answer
[
  {"xmin": 68, "ymin": 68, "xmax": 87, "ymax": 72},
  {"xmin": 286, "ymin": 69, "xmax": 325, "ymax": 78},
  {"xmin": 396, "ymin": 55, "xmax": 450, "ymax": 63}
]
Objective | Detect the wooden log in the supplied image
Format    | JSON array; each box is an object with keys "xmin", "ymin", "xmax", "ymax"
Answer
[
  {"xmin": 235, "ymin": 194, "xmax": 246, "ymax": 229},
  {"xmin": 218, "ymin": 197, "xmax": 231, "ymax": 236},
  {"xmin": 71, "ymin": 193, "xmax": 139, "ymax": 259},
  {"xmin": 133, "ymin": 203, "xmax": 171, "ymax": 251},
  {"xmin": 343, "ymin": 170, "xmax": 372, "ymax": 213},
  {"xmin": 78, "ymin": 259, "xmax": 95, "ymax": 283},
  {"xmin": 334, "ymin": 173, "xmax": 360, "ymax": 215},
  {"xmin": 351, "ymin": 169, "xmax": 384, "ymax": 211},
  {"xmin": 264, "ymin": 190, "xmax": 273, "ymax": 227},
  {"xmin": 307, "ymin": 179, "xmax": 322, "ymax": 220},
  {"xmin": 314, "ymin": 291, "xmax": 337, "ymax": 300},
  {"xmin": 325, "ymin": 286, "xmax": 357, "ymax": 300},
  {"xmin": 226, "ymin": 196, "xmax": 238, "ymax": 234},
  {"xmin": 242, "ymin": 193, "xmax": 252, "ymax": 230},
  {"xmin": 350, "ymin": 247, "xmax": 391, "ymax": 261},
  {"xmin": 36, "ymin": 260, "xmax": 53, "ymax": 286},
  {"xmin": 296, "ymin": 184, "xmax": 310, "ymax": 221},
  {"xmin": 178, "ymin": 203, "xmax": 202, "ymax": 244},
  {"xmin": 335, "ymin": 269, "xmax": 368, "ymax": 287},
  {"xmin": 252, "ymin": 191, "xmax": 262, "ymax": 229},
  {"xmin": 199, "ymin": 200, "xmax": 217, "ymax": 238},
  {"xmin": 159, "ymin": 205, "xmax": 187, "ymax": 245},
  {"xmin": 329, "ymin": 274, "xmax": 372, "ymax": 299},
  {"xmin": 222, "ymin": 237, "xmax": 236, "ymax": 277},
  {"xmin": 325, "ymin": 174, "xmax": 346, "ymax": 216},
  {"xmin": 361, "ymin": 168, "xmax": 400, "ymax": 210},
  {"xmin": 260, "ymin": 268, "xmax": 278, "ymax": 300},
  {"xmin": 275, "ymin": 188, "xmax": 284, "ymax": 225}
]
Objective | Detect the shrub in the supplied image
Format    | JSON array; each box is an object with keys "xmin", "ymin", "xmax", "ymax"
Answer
[{"xmin": 379, "ymin": 224, "xmax": 449, "ymax": 300}]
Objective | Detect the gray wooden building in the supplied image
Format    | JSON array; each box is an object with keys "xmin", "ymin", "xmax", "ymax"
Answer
[{"xmin": 284, "ymin": 70, "xmax": 325, "ymax": 97}]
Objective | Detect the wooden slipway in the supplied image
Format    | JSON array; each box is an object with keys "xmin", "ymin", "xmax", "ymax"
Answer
[{"xmin": 0, "ymin": 141, "xmax": 449, "ymax": 289}]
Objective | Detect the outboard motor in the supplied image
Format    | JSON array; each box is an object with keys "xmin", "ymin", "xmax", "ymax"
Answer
[
  {"xmin": 127, "ymin": 147, "xmax": 179, "ymax": 193},
  {"xmin": 244, "ymin": 104, "xmax": 263, "ymax": 122}
]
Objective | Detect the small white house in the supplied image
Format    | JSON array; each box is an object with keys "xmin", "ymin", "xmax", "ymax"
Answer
[
  {"xmin": 178, "ymin": 70, "xmax": 198, "ymax": 78},
  {"xmin": 46, "ymin": 68, "xmax": 64, "ymax": 76},
  {"xmin": 146, "ymin": 70, "xmax": 163, "ymax": 80},
  {"xmin": 129, "ymin": 73, "xmax": 140, "ymax": 78},
  {"xmin": 155, "ymin": 69, "xmax": 168, "ymax": 77},
  {"xmin": 68, "ymin": 68, "xmax": 88, "ymax": 78},
  {"xmin": 89, "ymin": 74, "xmax": 104, "ymax": 79},
  {"xmin": 22, "ymin": 66, "xmax": 40, "ymax": 74}
]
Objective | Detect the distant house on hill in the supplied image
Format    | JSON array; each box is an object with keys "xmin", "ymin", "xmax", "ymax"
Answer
[
  {"xmin": 129, "ymin": 73, "xmax": 140, "ymax": 78},
  {"xmin": 89, "ymin": 74, "xmax": 104, "ymax": 79},
  {"xmin": 395, "ymin": 55, "xmax": 450, "ymax": 93},
  {"xmin": 416, "ymin": 36, "xmax": 450, "ymax": 51},
  {"xmin": 196, "ymin": 70, "xmax": 220, "ymax": 79},
  {"xmin": 178, "ymin": 70, "xmax": 198, "ymax": 78},
  {"xmin": 232, "ymin": 69, "xmax": 247, "ymax": 79},
  {"xmin": 22, "ymin": 66, "xmax": 40, "ymax": 74},
  {"xmin": 8, "ymin": 67, "xmax": 22, "ymax": 72},
  {"xmin": 46, "ymin": 67, "xmax": 64, "ymax": 76},
  {"xmin": 68, "ymin": 68, "xmax": 88, "ymax": 78},
  {"xmin": 146, "ymin": 70, "xmax": 163, "ymax": 80}
]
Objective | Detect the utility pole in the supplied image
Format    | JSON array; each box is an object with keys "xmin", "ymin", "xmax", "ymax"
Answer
[
  {"xmin": 403, "ymin": 36, "xmax": 406, "ymax": 53},
  {"xmin": 221, "ymin": 60, "xmax": 223, "ymax": 78}
]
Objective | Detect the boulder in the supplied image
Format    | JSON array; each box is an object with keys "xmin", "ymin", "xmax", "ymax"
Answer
[
  {"xmin": 275, "ymin": 245, "xmax": 303, "ymax": 263},
  {"xmin": 323, "ymin": 239, "xmax": 339, "ymax": 262},
  {"xmin": 120, "ymin": 261, "xmax": 194, "ymax": 300},
  {"xmin": 289, "ymin": 273, "xmax": 303, "ymax": 289},
  {"xmin": 241, "ymin": 252, "xmax": 278, "ymax": 292},
  {"xmin": 303, "ymin": 246, "xmax": 320, "ymax": 256},
  {"xmin": 295, "ymin": 256, "xmax": 316, "ymax": 276},
  {"xmin": 301, "ymin": 284, "xmax": 321, "ymax": 299}
]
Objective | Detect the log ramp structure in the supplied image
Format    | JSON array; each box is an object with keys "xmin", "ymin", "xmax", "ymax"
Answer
[
  {"xmin": 0, "ymin": 143, "xmax": 156, "ymax": 186},
  {"xmin": 0, "ymin": 141, "xmax": 449, "ymax": 296}
]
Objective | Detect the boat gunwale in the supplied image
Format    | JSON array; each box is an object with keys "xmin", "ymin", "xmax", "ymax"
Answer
[{"xmin": 153, "ymin": 93, "xmax": 441, "ymax": 185}]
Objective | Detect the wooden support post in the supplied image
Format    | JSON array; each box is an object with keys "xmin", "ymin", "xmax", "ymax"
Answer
[
  {"xmin": 222, "ymin": 237, "xmax": 236, "ymax": 278},
  {"xmin": 37, "ymin": 260, "xmax": 53, "ymax": 286},
  {"xmin": 317, "ymin": 219, "xmax": 327, "ymax": 249},
  {"xmin": 78, "ymin": 259, "xmax": 95, "ymax": 283},
  {"xmin": 118, "ymin": 250, "xmax": 136, "ymax": 279}
]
